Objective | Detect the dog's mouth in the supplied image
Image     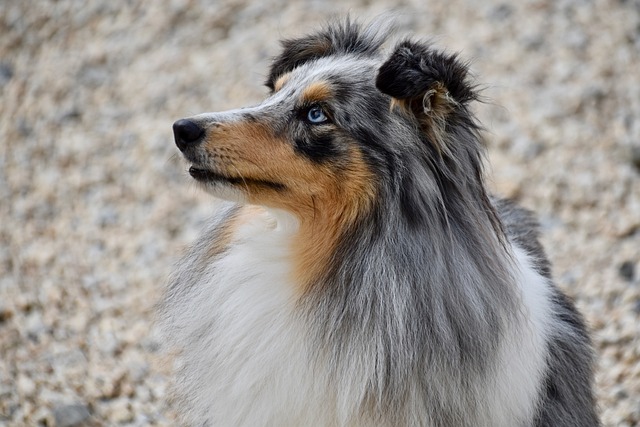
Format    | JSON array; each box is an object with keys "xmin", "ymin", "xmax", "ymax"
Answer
[
  {"xmin": 188, "ymin": 166, "xmax": 229, "ymax": 183},
  {"xmin": 189, "ymin": 166, "xmax": 285, "ymax": 191}
]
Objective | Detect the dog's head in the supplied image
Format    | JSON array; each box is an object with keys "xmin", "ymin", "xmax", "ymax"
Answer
[{"xmin": 174, "ymin": 19, "xmax": 482, "ymax": 228}]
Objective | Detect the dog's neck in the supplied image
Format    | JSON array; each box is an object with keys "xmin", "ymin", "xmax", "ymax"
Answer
[{"xmin": 265, "ymin": 194, "xmax": 373, "ymax": 294}]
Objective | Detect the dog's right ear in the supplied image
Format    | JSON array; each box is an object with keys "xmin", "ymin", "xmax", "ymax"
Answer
[{"xmin": 376, "ymin": 40, "xmax": 478, "ymax": 152}]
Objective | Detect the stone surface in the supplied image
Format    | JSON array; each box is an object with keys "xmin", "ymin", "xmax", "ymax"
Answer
[
  {"xmin": 1, "ymin": 0, "xmax": 639, "ymax": 425},
  {"xmin": 52, "ymin": 404, "xmax": 91, "ymax": 427}
]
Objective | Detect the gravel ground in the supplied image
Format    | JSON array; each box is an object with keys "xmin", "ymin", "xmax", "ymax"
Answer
[{"xmin": 1, "ymin": 0, "xmax": 639, "ymax": 425}]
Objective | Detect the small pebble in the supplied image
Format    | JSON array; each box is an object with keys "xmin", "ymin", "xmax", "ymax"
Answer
[
  {"xmin": 631, "ymin": 145, "xmax": 640, "ymax": 172},
  {"xmin": 0, "ymin": 304, "xmax": 13, "ymax": 323},
  {"xmin": 17, "ymin": 375, "xmax": 36, "ymax": 397},
  {"xmin": 53, "ymin": 403, "xmax": 91, "ymax": 427},
  {"xmin": 0, "ymin": 62, "xmax": 13, "ymax": 86},
  {"xmin": 619, "ymin": 261, "xmax": 636, "ymax": 283},
  {"xmin": 109, "ymin": 398, "xmax": 134, "ymax": 423}
]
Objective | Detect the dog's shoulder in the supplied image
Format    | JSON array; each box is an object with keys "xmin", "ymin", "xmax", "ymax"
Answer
[{"xmin": 493, "ymin": 196, "xmax": 552, "ymax": 279}]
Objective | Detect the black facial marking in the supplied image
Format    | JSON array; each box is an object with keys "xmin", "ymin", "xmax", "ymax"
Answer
[
  {"xmin": 189, "ymin": 167, "xmax": 285, "ymax": 191},
  {"xmin": 294, "ymin": 134, "xmax": 339, "ymax": 163},
  {"xmin": 350, "ymin": 125, "xmax": 396, "ymax": 175}
]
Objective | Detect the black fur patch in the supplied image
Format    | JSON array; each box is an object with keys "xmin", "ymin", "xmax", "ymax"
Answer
[
  {"xmin": 399, "ymin": 173, "xmax": 428, "ymax": 228},
  {"xmin": 294, "ymin": 134, "xmax": 339, "ymax": 163},
  {"xmin": 376, "ymin": 40, "xmax": 477, "ymax": 105},
  {"xmin": 533, "ymin": 288, "xmax": 599, "ymax": 426}
]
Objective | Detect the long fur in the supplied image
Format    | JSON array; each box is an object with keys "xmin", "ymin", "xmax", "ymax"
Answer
[{"xmin": 159, "ymin": 19, "xmax": 599, "ymax": 426}]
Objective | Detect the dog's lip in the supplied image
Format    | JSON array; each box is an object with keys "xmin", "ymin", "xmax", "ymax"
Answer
[
  {"xmin": 188, "ymin": 166, "xmax": 228, "ymax": 182},
  {"xmin": 188, "ymin": 166, "xmax": 286, "ymax": 191}
]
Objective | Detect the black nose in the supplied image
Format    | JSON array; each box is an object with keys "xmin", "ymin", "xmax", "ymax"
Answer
[{"xmin": 173, "ymin": 119, "xmax": 204, "ymax": 151}]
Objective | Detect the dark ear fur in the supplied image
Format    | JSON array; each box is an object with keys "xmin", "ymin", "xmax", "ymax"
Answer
[
  {"xmin": 266, "ymin": 34, "xmax": 333, "ymax": 91},
  {"xmin": 376, "ymin": 39, "xmax": 477, "ymax": 105},
  {"xmin": 376, "ymin": 40, "xmax": 478, "ymax": 152},
  {"xmin": 266, "ymin": 18, "xmax": 387, "ymax": 91}
]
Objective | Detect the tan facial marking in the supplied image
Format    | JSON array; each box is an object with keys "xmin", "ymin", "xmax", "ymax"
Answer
[
  {"xmin": 200, "ymin": 118, "xmax": 376, "ymax": 294},
  {"xmin": 203, "ymin": 120, "xmax": 313, "ymax": 195},
  {"xmin": 300, "ymin": 81, "xmax": 332, "ymax": 104},
  {"xmin": 273, "ymin": 73, "xmax": 291, "ymax": 92},
  {"xmin": 291, "ymin": 145, "xmax": 375, "ymax": 293}
]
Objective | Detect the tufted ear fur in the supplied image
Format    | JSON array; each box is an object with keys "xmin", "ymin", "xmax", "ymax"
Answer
[
  {"xmin": 266, "ymin": 18, "xmax": 388, "ymax": 91},
  {"xmin": 376, "ymin": 40, "xmax": 478, "ymax": 153}
]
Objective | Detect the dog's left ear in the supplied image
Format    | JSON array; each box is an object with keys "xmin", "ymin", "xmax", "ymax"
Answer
[
  {"xmin": 376, "ymin": 40, "xmax": 477, "ymax": 151},
  {"xmin": 266, "ymin": 34, "xmax": 333, "ymax": 91},
  {"xmin": 267, "ymin": 18, "xmax": 387, "ymax": 92}
]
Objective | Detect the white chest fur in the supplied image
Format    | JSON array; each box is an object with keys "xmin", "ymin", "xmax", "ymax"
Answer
[
  {"xmin": 162, "ymin": 208, "xmax": 554, "ymax": 427},
  {"xmin": 163, "ymin": 209, "xmax": 339, "ymax": 426}
]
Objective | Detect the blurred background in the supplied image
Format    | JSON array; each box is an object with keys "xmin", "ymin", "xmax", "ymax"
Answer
[{"xmin": 1, "ymin": 0, "xmax": 639, "ymax": 425}]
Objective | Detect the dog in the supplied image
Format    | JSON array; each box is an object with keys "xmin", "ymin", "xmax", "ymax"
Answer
[{"xmin": 159, "ymin": 19, "xmax": 599, "ymax": 426}]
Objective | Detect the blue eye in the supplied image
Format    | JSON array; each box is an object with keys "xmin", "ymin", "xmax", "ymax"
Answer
[{"xmin": 306, "ymin": 106, "xmax": 328, "ymax": 124}]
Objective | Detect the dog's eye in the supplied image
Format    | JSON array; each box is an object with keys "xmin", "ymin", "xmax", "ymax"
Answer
[{"xmin": 306, "ymin": 106, "xmax": 328, "ymax": 124}]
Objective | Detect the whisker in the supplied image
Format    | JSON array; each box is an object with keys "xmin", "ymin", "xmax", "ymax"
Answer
[{"xmin": 230, "ymin": 164, "xmax": 251, "ymax": 196}]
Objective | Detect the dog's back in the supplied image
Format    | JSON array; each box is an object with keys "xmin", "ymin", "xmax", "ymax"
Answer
[{"xmin": 159, "ymin": 19, "xmax": 599, "ymax": 427}]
